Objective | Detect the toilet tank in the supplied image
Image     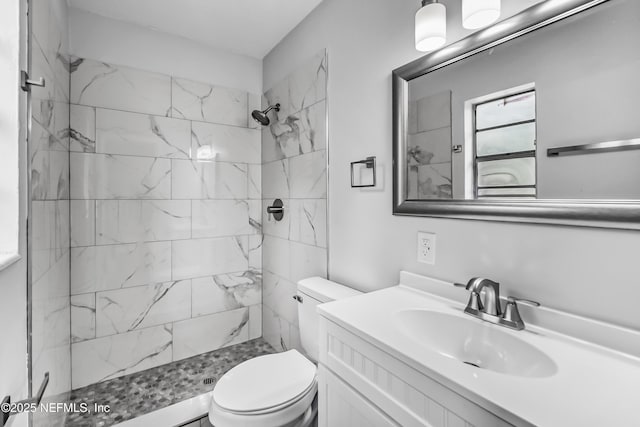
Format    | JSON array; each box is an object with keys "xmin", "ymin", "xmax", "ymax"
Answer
[{"xmin": 297, "ymin": 277, "xmax": 362, "ymax": 362}]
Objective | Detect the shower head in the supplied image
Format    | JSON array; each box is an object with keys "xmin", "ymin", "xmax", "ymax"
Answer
[{"xmin": 251, "ymin": 103, "xmax": 280, "ymax": 126}]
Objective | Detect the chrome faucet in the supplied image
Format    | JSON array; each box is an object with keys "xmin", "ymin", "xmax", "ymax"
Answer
[
  {"xmin": 464, "ymin": 278, "xmax": 501, "ymax": 316},
  {"xmin": 454, "ymin": 278, "xmax": 540, "ymax": 330}
]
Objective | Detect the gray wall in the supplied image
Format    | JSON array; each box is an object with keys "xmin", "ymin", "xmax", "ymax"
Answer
[{"xmin": 263, "ymin": 0, "xmax": 640, "ymax": 331}]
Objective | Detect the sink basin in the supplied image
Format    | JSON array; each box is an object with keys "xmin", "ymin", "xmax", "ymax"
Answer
[{"xmin": 393, "ymin": 309, "xmax": 557, "ymax": 378}]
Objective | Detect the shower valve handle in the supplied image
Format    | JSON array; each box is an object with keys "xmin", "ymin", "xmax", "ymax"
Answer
[{"xmin": 266, "ymin": 199, "xmax": 284, "ymax": 221}]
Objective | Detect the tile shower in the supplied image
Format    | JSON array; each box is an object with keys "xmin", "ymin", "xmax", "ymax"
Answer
[
  {"xmin": 68, "ymin": 58, "xmax": 264, "ymax": 389},
  {"xmin": 27, "ymin": 1, "xmax": 329, "ymax": 420}
]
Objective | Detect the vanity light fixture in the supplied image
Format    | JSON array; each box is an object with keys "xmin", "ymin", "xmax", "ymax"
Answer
[
  {"xmin": 462, "ymin": 0, "xmax": 501, "ymax": 29},
  {"xmin": 415, "ymin": 0, "xmax": 447, "ymax": 52}
]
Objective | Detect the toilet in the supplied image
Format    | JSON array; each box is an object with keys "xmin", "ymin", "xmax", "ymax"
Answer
[{"xmin": 209, "ymin": 277, "xmax": 362, "ymax": 427}]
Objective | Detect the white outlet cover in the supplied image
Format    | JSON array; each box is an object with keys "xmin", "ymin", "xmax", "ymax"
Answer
[{"xmin": 417, "ymin": 231, "xmax": 436, "ymax": 264}]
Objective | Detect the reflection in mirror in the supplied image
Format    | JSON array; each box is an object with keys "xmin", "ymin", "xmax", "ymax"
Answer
[
  {"xmin": 405, "ymin": 0, "xmax": 640, "ymax": 202},
  {"xmin": 407, "ymin": 90, "xmax": 452, "ymax": 199},
  {"xmin": 473, "ymin": 89, "xmax": 537, "ymax": 199}
]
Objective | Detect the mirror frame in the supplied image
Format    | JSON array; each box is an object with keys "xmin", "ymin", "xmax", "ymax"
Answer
[{"xmin": 392, "ymin": 0, "xmax": 640, "ymax": 230}]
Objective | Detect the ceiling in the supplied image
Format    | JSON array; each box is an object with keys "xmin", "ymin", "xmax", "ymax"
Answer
[{"xmin": 67, "ymin": 0, "xmax": 324, "ymax": 59}]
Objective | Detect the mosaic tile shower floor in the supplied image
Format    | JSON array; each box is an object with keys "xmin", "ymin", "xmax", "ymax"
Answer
[{"xmin": 65, "ymin": 338, "xmax": 275, "ymax": 426}]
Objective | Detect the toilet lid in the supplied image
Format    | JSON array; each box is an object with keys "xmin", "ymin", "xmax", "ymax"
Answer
[{"xmin": 213, "ymin": 350, "xmax": 316, "ymax": 413}]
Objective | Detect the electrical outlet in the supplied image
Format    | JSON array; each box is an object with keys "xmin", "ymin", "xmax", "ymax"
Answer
[{"xmin": 417, "ymin": 232, "xmax": 436, "ymax": 264}]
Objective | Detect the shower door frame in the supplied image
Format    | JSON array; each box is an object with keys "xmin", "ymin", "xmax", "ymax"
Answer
[
  {"xmin": 23, "ymin": 0, "xmax": 34, "ymax": 410},
  {"xmin": 24, "ymin": 0, "xmax": 73, "ymax": 424}
]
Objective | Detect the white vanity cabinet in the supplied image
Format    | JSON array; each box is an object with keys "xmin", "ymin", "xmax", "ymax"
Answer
[
  {"xmin": 318, "ymin": 366, "xmax": 399, "ymax": 427},
  {"xmin": 317, "ymin": 317, "xmax": 514, "ymax": 427}
]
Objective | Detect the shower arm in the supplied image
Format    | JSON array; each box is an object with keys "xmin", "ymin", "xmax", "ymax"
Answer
[{"xmin": 263, "ymin": 103, "xmax": 280, "ymax": 114}]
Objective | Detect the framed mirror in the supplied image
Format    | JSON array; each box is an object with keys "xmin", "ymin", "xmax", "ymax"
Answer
[{"xmin": 392, "ymin": 0, "xmax": 640, "ymax": 229}]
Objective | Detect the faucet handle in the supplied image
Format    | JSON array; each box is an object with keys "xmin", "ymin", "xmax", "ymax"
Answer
[
  {"xmin": 506, "ymin": 296, "xmax": 540, "ymax": 307},
  {"xmin": 467, "ymin": 291, "xmax": 484, "ymax": 312},
  {"xmin": 502, "ymin": 296, "xmax": 540, "ymax": 330},
  {"xmin": 454, "ymin": 283, "xmax": 484, "ymax": 313}
]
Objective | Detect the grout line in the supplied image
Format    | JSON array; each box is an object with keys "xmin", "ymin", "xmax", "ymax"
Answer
[
  {"xmin": 246, "ymin": 91, "xmax": 250, "ymax": 129},
  {"xmin": 189, "ymin": 276, "xmax": 194, "ymax": 321},
  {"xmin": 170, "ymin": 158, "xmax": 173, "ymax": 200},
  {"xmin": 70, "ymin": 230, "xmax": 262, "ymax": 248},
  {"xmin": 73, "ymin": 321, "xmax": 177, "ymax": 347},
  {"xmin": 170, "ymin": 239, "xmax": 174, "ymax": 282},
  {"xmin": 79, "ymin": 284, "xmax": 263, "ymax": 344},
  {"xmin": 262, "ymin": 147, "xmax": 326, "ymax": 164},
  {"xmin": 71, "ymin": 241, "xmax": 248, "ymax": 253},
  {"xmin": 92, "ymin": 199, "xmax": 97, "ymax": 247},
  {"xmin": 171, "ymin": 320, "xmax": 175, "ymax": 362},
  {"xmin": 69, "ymin": 196, "xmax": 263, "ymax": 202},
  {"xmin": 69, "ymin": 102, "xmax": 260, "ymax": 131},
  {"xmin": 261, "ymin": 233, "xmax": 327, "ymax": 250},
  {"xmin": 69, "ymin": 150, "xmax": 261, "ymax": 165},
  {"xmin": 92, "ymin": 292, "xmax": 97, "ymax": 340}
]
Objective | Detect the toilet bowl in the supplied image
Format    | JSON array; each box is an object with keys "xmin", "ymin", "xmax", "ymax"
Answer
[
  {"xmin": 209, "ymin": 350, "xmax": 317, "ymax": 427},
  {"xmin": 209, "ymin": 277, "xmax": 362, "ymax": 427}
]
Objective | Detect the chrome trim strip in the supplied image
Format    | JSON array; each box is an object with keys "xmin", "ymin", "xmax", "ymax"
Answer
[{"xmin": 547, "ymin": 138, "xmax": 640, "ymax": 157}]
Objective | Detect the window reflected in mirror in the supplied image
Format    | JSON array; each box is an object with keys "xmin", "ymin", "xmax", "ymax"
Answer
[{"xmin": 472, "ymin": 89, "xmax": 537, "ymax": 199}]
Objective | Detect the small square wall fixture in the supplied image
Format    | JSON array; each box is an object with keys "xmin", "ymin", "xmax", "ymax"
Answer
[{"xmin": 351, "ymin": 157, "xmax": 376, "ymax": 188}]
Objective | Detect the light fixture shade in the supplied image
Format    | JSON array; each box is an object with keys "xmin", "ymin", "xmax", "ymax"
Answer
[
  {"xmin": 462, "ymin": 0, "xmax": 501, "ymax": 29},
  {"xmin": 415, "ymin": 1, "xmax": 446, "ymax": 52}
]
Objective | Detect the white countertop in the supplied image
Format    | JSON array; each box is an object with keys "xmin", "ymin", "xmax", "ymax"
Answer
[{"xmin": 318, "ymin": 279, "xmax": 640, "ymax": 427}]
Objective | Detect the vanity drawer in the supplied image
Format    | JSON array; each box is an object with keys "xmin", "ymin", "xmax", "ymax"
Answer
[
  {"xmin": 319, "ymin": 318, "xmax": 516, "ymax": 427},
  {"xmin": 318, "ymin": 365, "xmax": 400, "ymax": 427}
]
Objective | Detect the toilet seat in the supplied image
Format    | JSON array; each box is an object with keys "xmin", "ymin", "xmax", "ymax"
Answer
[
  {"xmin": 210, "ymin": 350, "xmax": 318, "ymax": 427},
  {"xmin": 214, "ymin": 350, "xmax": 316, "ymax": 413},
  {"xmin": 226, "ymin": 378, "xmax": 317, "ymax": 415},
  {"xmin": 209, "ymin": 382, "xmax": 317, "ymax": 427}
]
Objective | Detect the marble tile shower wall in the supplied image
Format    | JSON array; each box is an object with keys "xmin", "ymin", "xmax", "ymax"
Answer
[
  {"xmin": 68, "ymin": 58, "xmax": 263, "ymax": 389},
  {"xmin": 30, "ymin": 0, "xmax": 71, "ymax": 411},
  {"xmin": 407, "ymin": 91, "xmax": 453, "ymax": 199},
  {"xmin": 261, "ymin": 50, "xmax": 328, "ymax": 352}
]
